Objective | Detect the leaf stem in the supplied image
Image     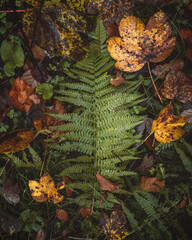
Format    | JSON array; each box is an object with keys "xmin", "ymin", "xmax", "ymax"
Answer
[{"xmin": 147, "ymin": 61, "xmax": 163, "ymax": 103}]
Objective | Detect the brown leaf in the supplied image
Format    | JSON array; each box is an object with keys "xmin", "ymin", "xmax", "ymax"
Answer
[
  {"xmin": 62, "ymin": 176, "xmax": 73, "ymax": 197},
  {"xmin": 107, "ymin": 23, "xmax": 120, "ymax": 37},
  {"xmin": 34, "ymin": 100, "xmax": 66, "ymax": 136},
  {"xmin": 178, "ymin": 194, "xmax": 188, "ymax": 208},
  {"xmin": 110, "ymin": 71, "xmax": 126, "ymax": 86},
  {"xmin": 36, "ymin": 229, "xmax": 46, "ymax": 240},
  {"xmin": 181, "ymin": 108, "xmax": 192, "ymax": 124},
  {"xmin": 2, "ymin": 176, "xmax": 20, "ymax": 205},
  {"xmin": 135, "ymin": 155, "xmax": 154, "ymax": 172},
  {"xmin": 96, "ymin": 172, "xmax": 119, "ymax": 191},
  {"xmin": 9, "ymin": 77, "xmax": 40, "ymax": 112},
  {"xmin": 56, "ymin": 209, "xmax": 69, "ymax": 222},
  {"xmin": 180, "ymin": 29, "xmax": 192, "ymax": 61},
  {"xmin": 28, "ymin": 173, "xmax": 64, "ymax": 204},
  {"xmin": 107, "ymin": 11, "xmax": 176, "ymax": 72},
  {"xmin": 32, "ymin": 45, "xmax": 46, "ymax": 62},
  {"xmin": 140, "ymin": 176, "xmax": 165, "ymax": 193},
  {"xmin": 87, "ymin": 0, "xmax": 134, "ymax": 27},
  {"xmin": 77, "ymin": 206, "xmax": 91, "ymax": 218},
  {"xmin": 0, "ymin": 129, "xmax": 35, "ymax": 154}
]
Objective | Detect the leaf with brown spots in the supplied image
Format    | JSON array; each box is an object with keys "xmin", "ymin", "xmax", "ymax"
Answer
[
  {"xmin": 87, "ymin": 0, "xmax": 134, "ymax": 27},
  {"xmin": 23, "ymin": 1, "xmax": 90, "ymax": 61},
  {"xmin": 107, "ymin": 11, "xmax": 176, "ymax": 72},
  {"xmin": 0, "ymin": 129, "xmax": 35, "ymax": 154},
  {"xmin": 151, "ymin": 102, "xmax": 188, "ymax": 144},
  {"xmin": 96, "ymin": 172, "xmax": 119, "ymax": 191},
  {"xmin": 28, "ymin": 173, "xmax": 64, "ymax": 204},
  {"xmin": 140, "ymin": 176, "xmax": 165, "ymax": 193}
]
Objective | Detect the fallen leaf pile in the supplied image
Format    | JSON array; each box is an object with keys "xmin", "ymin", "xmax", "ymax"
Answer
[
  {"xmin": 151, "ymin": 102, "xmax": 188, "ymax": 144},
  {"xmin": 0, "ymin": 129, "xmax": 35, "ymax": 154},
  {"xmin": 28, "ymin": 172, "xmax": 65, "ymax": 204},
  {"xmin": 140, "ymin": 176, "xmax": 165, "ymax": 193},
  {"xmin": 107, "ymin": 11, "xmax": 176, "ymax": 72},
  {"xmin": 99, "ymin": 210, "xmax": 129, "ymax": 239},
  {"xmin": 87, "ymin": 0, "xmax": 134, "ymax": 26}
]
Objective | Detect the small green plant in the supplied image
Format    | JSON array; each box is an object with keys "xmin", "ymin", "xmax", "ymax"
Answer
[{"xmin": 36, "ymin": 83, "xmax": 53, "ymax": 100}]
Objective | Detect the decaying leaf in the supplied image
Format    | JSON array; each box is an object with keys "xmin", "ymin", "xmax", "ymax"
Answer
[
  {"xmin": 32, "ymin": 45, "xmax": 46, "ymax": 62},
  {"xmin": 107, "ymin": 11, "xmax": 176, "ymax": 72},
  {"xmin": 110, "ymin": 71, "xmax": 126, "ymax": 86},
  {"xmin": 0, "ymin": 129, "xmax": 35, "ymax": 154},
  {"xmin": 34, "ymin": 100, "xmax": 66, "ymax": 136},
  {"xmin": 77, "ymin": 206, "xmax": 91, "ymax": 218},
  {"xmin": 96, "ymin": 172, "xmax": 119, "ymax": 192},
  {"xmin": 87, "ymin": 0, "xmax": 134, "ymax": 27},
  {"xmin": 140, "ymin": 176, "xmax": 165, "ymax": 193},
  {"xmin": 9, "ymin": 77, "xmax": 40, "ymax": 112},
  {"xmin": 23, "ymin": 1, "xmax": 89, "ymax": 60},
  {"xmin": 178, "ymin": 194, "xmax": 188, "ymax": 208},
  {"xmin": 28, "ymin": 172, "xmax": 64, "ymax": 204},
  {"xmin": 151, "ymin": 102, "xmax": 188, "ymax": 144},
  {"xmin": 2, "ymin": 176, "xmax": 20, "ymax": 205},
  {"xmin": 36, "ymin": 229, "xmax": 46, "ymax": 240},
  {"xmin": 135, "ymin": 155, "xmax": 154, "ymax": 172},
  {"xmin": 107, "ymin": 23, "xmax": 120, "ymax": 37},
  {"xmin": 56, "ymin": 209, "xmax": 69, "ymax": 222},
  {"xmin": 180, "ymin": 28, "xmax": 192, "ymax": 62},
  {"xmin": 99, "ymin": 210, "xmax": 128, "ymax": 239},
  {"xmin": 59, "ymin": 176, "xmax": 73, "ymax": 197}
]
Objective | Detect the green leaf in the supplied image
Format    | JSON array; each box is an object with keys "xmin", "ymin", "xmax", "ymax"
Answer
[{"xmin": 36, "ymin": 83, "xmax": 53, "ymax": 100}]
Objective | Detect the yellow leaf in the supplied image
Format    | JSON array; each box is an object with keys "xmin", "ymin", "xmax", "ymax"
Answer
[
  {"xmin": 151, "ymin": 102, "xmax": 188, "ymax": 144},
  {"xmin": 28, "ymin": 173, "xmax": 64, "ymax": 204}
]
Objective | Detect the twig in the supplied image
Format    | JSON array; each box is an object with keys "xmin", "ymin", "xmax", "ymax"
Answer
[
  {"xmin": 0, "ymin": 158, "xmax": 10, "ymax": 177},
  {"xmin": 147, "ymin": 61, "xmax": 163, "ymax": 103},
  {"xmin": 0, "ymin": 9, "xmax": 33, "ymax": 13}
]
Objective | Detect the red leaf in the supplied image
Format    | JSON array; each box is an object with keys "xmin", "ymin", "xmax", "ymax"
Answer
[
  {"xmin": 56, "ymin": 209, "xmax": 69, "ymax": 222},
  {"xmin": 77, "ymin": 206, "xmax": 91, "ymax": 218}
]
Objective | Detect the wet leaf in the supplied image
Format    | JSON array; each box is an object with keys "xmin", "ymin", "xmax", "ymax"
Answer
[
  {"xmin": 56, "ymin": 209, "xmax": 69, "ymax": 222},
  {"xmin": 99, "ymin": 210, "xmax": 128, "ymax": 239},
  {"xmin": 0, "ymin": 129, "xmax": 35, "ymax": 154},
  {"xmin": 151, "ymin": 102, "xmax": 188, "ymax": 144},
  {"xmin": 110, "ymin": 71, "xmax": 126, "ymax": 86},
  {"xmin": 28, "ymin": 172, "xmax": 64, "ymax": 204},
  {"xmin": 9, "ymin": 77, "xmax": 40, "ymax": 112},
  {"xmin": 140, "ymin": 176, "xmax": 165, "ymax": 193},
  {"xmin": 96, "ymin": 172, "xmax": 119, "ymax": 192},
  {"xmin": 107, "ymin": 11, "xmax": 176, "ymax": 72},
  {"xmin": 34, "ymin": 100, "xmax": 66, "ymax": 136},
  {"xmin": 87, "ymin": 0, "xmax": 134, "ymax": 27},
  {"xmin": 23, "ymin": 1, "xmax": 89, "ymax": 60},
  {"xmin": 77, "ymin": 206, "xmax": 91, "ymax": 218},
  {"xmin": 2, "ymin": 176, "xmax": 20, "ymax": 205}
]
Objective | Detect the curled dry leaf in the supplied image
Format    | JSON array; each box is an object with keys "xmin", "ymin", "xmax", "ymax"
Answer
[
  {"xmin": 107, "ymin": 11, "xmax": 176, "ymax": 72},
  {"xmin": 9, "ymin": 77, "xmax": 40, "ymax": 112},
  {"xmin": 0, "ymin": 129, "xmax": 35, "ymax": 154},
  {"xmin": 96, "ymin": 172, "xmax": 119, "ymax": 192},
  {"xmin": 87, "ymin": 0, "xmax": 134, "ymax": 27},
  {"xmin": 2, "ymin": 176, "xmax": 20, "ymax": 205},
  {"xmin": 110, "ymin": 71, "xmax": 126, "ymax": 86},
  {"xmin": 56, "ymin": 209, "xmax": 69, "ymax": 222},
  {"xmin": 140, "ymin": 176, "xmax": 165, "ymax": 193},
  {"xmin": 99, "ymin": 210, "xmax": 128, "ymax": 239},
  {"xmin": 151, "ymin": 102, "xmax": 188, "ymax": 144},
  {"xmin": 34, "ymin": 100, "xmax": 66, "ymax": 136},
  {"xmin": 36, "ymin": 229, "xmax": 46, "ymax": 240},
  {"xmin": 28, "ymin": 172, "xmax": 64, "ymax": 204},
  {"xmin": 77, "ymin": 206, "xmax": 91, "ymax": 218}
]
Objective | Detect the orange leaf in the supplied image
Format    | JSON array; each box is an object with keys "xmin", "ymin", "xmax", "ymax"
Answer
[
  {"xmin": 107, "ymin": 11, "xmax": 175, "ymax": 72},
  {"xmin": 0, "ymin": 129, "xmax": 35, "ymax": 154},
  {"xmin": 56, "ymin": 209, "xmax": 69, "ymax": 222},
  {"xmin": 151, "ymin": 102, "xmax": 188, "ymax": 143},
  {"xmin": 77, "ymin": 206, "xmax": 91, "ymax": 218},
  {"xmin": 110, "ymin": 71, "xmax": 126, "ymax": 86},
  {"xmin": 9, "ymin": 77, "xmax": 40, "ymax": 112},
  {"xmin": 140, "ymin": 176, "xmax": 165, "ymax": 193},
  {"xmin": 96, "ymin": 172, "xmax": 119, "ymax": 192},
  {"xmin": 28, "ymin": 173, "xmax": 64, "ymax": 204}
]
